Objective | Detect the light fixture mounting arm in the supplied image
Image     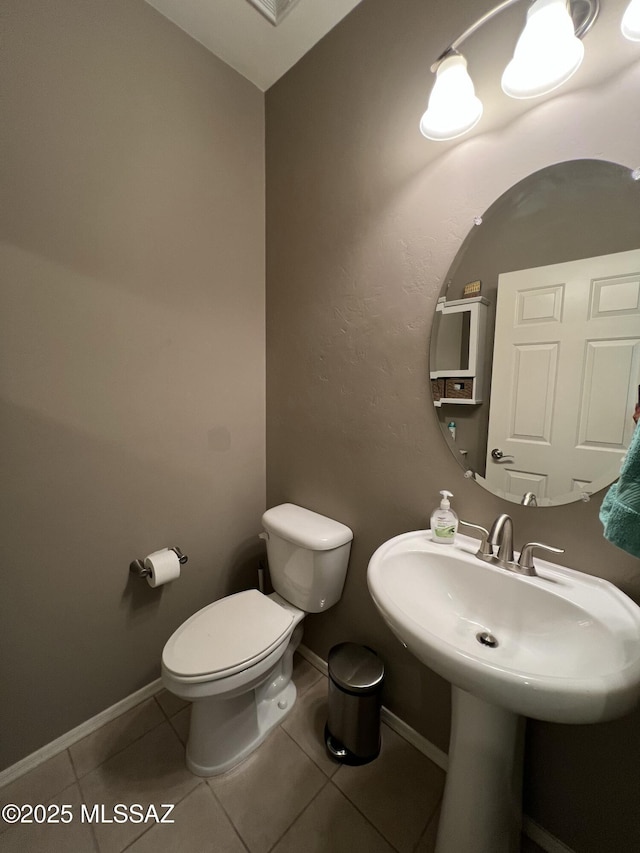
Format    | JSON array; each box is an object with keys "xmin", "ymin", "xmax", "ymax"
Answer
[{"xmin": 430, "ymin": 0, "xmax": 600, "ymax": 72}]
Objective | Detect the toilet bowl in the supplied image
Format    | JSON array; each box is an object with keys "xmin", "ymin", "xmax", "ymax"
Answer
[{"xmin": 161, "ymin": 503, "xmax": 353, "ymax": 776}]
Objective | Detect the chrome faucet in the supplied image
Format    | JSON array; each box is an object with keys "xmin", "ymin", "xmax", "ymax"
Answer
[
  {"xmin": 488, "ymin": 513, "xmax": 514, "ymax": 569},
  {"xmin": 460, "ymin": 515, "xmax": 564, "ymax": 577}
]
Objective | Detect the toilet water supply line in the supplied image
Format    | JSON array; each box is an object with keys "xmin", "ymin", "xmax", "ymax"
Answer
[{"xmin": 258, "ymin": 530, "xmax": 269, "ymax": 593}]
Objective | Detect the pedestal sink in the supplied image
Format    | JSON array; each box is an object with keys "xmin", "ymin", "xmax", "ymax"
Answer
[{"xmin": 367, "ymin": 531, "xmax": 640, "ymax": 853}]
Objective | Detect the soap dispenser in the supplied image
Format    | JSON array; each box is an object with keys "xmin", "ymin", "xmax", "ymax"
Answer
[{"xmin": 430, "ymin": 490, "xmax": 458, "ymax": 544}]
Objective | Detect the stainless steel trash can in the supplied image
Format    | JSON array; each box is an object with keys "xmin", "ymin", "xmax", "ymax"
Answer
[{"xmin": 325, "ymin": 643, "xmax": 384, "ymax": 765}]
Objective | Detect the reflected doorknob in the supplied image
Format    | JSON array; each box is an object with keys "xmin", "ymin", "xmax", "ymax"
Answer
[{"xmin": 491, "ymin": 448, "xmax": 514, "ymax": 462}]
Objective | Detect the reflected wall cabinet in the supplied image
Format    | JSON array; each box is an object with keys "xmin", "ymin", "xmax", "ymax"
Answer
[{"xmin": 431, "ymin": 296, "xmax": 489, "ymax": 406}]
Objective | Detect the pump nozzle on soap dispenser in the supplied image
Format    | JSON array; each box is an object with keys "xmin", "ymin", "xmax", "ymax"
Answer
[{"xmin": 430, "ymin": 490, "xmax": 458, "ymax": 544}]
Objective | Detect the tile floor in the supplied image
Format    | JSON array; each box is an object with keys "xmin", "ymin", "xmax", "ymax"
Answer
[{"xmin": 0, "ymin": 655, "xmax": 544, "ymax": 853}]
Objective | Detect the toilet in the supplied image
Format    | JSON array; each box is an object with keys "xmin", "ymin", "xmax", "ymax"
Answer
[{"xmin": 161, "ymin": 503, "xmax": 353, "ymax": 776}]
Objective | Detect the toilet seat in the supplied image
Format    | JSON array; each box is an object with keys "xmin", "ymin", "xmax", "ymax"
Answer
[{"xmin": 162, "ymin": 589, "xmax": 294, "ymax": 683}]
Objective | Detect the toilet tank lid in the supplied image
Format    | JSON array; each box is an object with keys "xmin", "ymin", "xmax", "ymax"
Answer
[{"xmin": 262, "ymin": 503, "xmax": 353, "ymax": 550}]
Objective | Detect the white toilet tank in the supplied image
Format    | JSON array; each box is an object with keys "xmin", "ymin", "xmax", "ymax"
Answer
[{"xmin": 261, "ymin": 503, "xmax": 353, "ymax": 613}]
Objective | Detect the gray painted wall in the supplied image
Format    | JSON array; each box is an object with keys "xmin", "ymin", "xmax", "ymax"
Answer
[
  {"xmin": 3, "ymin": 0, "xmax": 640, "ymax": 851},
  {"xmin": 0, "ymin": 0, "xmax": 265, "ymax": 769},
  {"xmin": 266, "ymin": 1, "xmax": 640, "ymax": 851}
]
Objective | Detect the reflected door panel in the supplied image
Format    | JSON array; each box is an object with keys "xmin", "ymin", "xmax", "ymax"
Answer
[{"xmin": 486, "ymin": 249, "xmax": 640, "ymax": 504}]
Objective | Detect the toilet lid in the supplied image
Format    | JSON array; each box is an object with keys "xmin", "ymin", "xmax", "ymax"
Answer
[{"xmin": 162, "ymin": 590, "xmax": 294, "ymax": 679}]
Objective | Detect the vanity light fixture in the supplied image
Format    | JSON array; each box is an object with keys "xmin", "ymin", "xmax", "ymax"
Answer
[
  {"xmin": 420, "ymin": 0, "xmax": 624, "ymax": 141},
  {"xmin": 419, "ymin": 54, "xmax": 483, "ymax": 140},
  {"xmin": 622, "ymin": 0, "xmax": 640, "ymax": 40},
  {"xmin": 501, "ymin": 0, "xmax": 585, "ymax": 98}
]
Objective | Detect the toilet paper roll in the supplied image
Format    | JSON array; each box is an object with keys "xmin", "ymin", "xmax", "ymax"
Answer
[{"xmin": 144, "ymin": 548, "xmax": 181, "ymax": 588}]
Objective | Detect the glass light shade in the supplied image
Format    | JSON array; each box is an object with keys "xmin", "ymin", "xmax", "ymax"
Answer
[
  {"xmin": 501, "ymin": 0, "xmax": 584, "ymax": 99},
  {"xmin": 622, "ymin": 0, "xmax": 640, "ymax": 40},
  {"xmin": 419, "ymin": 54, "xmax": 483, "ymax": 141}
]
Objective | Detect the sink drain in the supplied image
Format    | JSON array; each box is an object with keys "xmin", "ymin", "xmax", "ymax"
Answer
[{"xmin": 476, "ymin": 631, "xmax": 499, "ymax": 648}]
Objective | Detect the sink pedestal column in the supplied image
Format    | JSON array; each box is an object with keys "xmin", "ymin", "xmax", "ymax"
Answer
[{"xmin": 435, "ymin": 687, "xmax": 525, "ymax": 853}]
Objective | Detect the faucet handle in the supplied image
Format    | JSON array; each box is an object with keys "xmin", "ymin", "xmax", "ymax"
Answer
[
  {"xmin": 459, "ymin": 520, "xmax": 493, "ymax": 561},
  {"xmin": 517, "ymin": 542, "xmax": 564, "ymax": 576}
]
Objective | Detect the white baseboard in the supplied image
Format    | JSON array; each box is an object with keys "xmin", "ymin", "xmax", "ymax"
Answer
[
  {"xmin": 297, "ymin": 643, "xmax": 575, "ymax": 853},
  {"xmin": 296, "ymin": 643, "xmax": 329, "ymax": 677},
  {"xmin": 0, "ymin": 645, "xmax": 327, "ymax": 789},
  {"xmin": 0, "ymin": 679, "xmax": 162, "ymax": 789},
  {"xmin": 523, "ymin": 817, "xmax": 577, "ymax": 853},
  {"xmin": 380, "ymin": 704, "xmax": 449, "ymax": 771},
  {"xmin": 0, "ymin": 644, "xmax": 577, "ymax": 853}
]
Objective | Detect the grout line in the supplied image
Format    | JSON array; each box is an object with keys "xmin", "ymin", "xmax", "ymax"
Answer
[
  {"xmin": 67, "ymin": 747, "xmax": 80, "ymax": 784},
  {"xmin": 152, "ymin": 694, "xmax": 171, "ymax": 721},
  {"xmin": 211, "ymin": 785, "xmax": 252, "ymax": 853},
  {"xmin": 327, "ymin": 775, "xmax": 405, "ymax": 853},
  {"xmin": 152, "ymin": 692, "xmax": 190, "ymax": 723},
  {"xmin": 206, "ymin": 781, "xmax": 252, "ymax": 853},
  {"xmin": 67, "ymin": 747, "xmax": 82, "ymax": 782},
  {"xmin": 410, "ymin": 793, "xmax": 442, "ymax": 853},
  {"xmin": 327, "ymin": 729, "xmax": 442, "ymax": 853},
  {"xmin": 166, "ymin": 709, "xmax": 190, "ymax": 747},
  {"xmin": 264, "ymin": 777, "xmax": 332, "ymax": 853},
  {"xmin": 118, "ymin": 782, "xmax": 211, "ymax": 853},
  {"xmin": 291, "ymin": 665, "xmax": 323, "ymax": 698},
  {"xmin": 65, "ymin": 747, "xmax": 103, "ymax": 852},
  {"xmin": 0, "ymin": 777, "xmax": 83, "ymax": 840},
  {"xmin": 75, "ymin": 773, "xmax": 101, "ymax": 853},
  {"xmin": 278, "ymin": 724, "xmax": 339, "ymax": 779},
  {"xmin": 72, "ymin": 707, "xmax": 168, "ymax": 782}
]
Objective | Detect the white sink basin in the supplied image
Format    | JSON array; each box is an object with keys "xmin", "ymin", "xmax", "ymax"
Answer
[{"xmin": 367, "ymin": 530, "xmax": 640, "ymax": 723}]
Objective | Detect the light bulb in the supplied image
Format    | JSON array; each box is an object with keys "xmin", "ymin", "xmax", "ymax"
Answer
[
  {"xmin": 622, "ymin": 0, "xmax": 640, "ymax": 40},
  {"xmin": 502, "ymin": 0, "xmax": 584, "ymax": 99},
  {"xmin": 419, "ymin": 54, "xmax": 483, "ymax": 141}
]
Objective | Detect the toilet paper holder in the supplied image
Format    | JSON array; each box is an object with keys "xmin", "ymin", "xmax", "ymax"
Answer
[{"xmin": 129, "ymin": 546, "xmax": 188, "ymax": 579}]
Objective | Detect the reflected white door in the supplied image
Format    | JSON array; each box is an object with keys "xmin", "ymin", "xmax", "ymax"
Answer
[{"xmin": 485, "ymin": 249, "xmax": 640, "ymax": 504}]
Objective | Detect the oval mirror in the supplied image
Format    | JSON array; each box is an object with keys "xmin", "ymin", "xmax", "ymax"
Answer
[{"xmin": 430, "ymin": 159, "xmax": 640, "ymax": 507}]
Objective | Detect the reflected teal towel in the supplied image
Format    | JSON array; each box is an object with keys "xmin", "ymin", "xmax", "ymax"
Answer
[{"xmin": 600, "ymin": 425, "xmax": 640, "ymax": 559}]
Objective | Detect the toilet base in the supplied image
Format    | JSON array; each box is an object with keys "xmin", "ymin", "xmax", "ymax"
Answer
[
  {"xmin": 186, "ymin": 679, "xmax": 297, "ymax": 776},
  {"xmin": 184, "ymin": 621, "xmax": 303, "ymax": 776}
]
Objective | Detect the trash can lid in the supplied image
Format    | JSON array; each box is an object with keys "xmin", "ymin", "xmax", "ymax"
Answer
[{"xmin": 328, "ymin": 643, "xmax": 384, "ymax": 693}]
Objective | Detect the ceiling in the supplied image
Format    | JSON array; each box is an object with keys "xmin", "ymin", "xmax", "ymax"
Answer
[{"xmin": 144, "ymin": 0, "xmax": 364, "ymax": 91}]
